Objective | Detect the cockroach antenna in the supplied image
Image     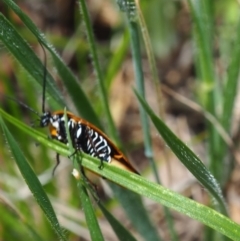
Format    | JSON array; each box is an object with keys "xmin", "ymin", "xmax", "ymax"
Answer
[
  {"xmin": 39, "ymin": 42, "xmax": 47, "ymax": 114},
  {"xmin": 3, "ymin": 42, "xmax": 49, "ymax": 118},
  {"xmin": 4, "ymin": 95, "xmax": 40, "ymax": 117}
]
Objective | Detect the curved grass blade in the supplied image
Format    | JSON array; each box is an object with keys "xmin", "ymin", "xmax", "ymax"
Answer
[
  {"xmin": 2, "ymin": 0, "xmax": 101, "ymax": 128},
  {"xmin": 188, "ymin": 0, "xmax": 222, "ymax": 184},
  {"xmin": 109, "ymin": 184, "xmax": 160, "ymax": 241},
  {"xmin": 0, "ymin": 205, "xmax": 44, "ymax": 241},
  {"xmin": 114, "ymin": 3, "xmax": 163, "ymax": 240},
  {"xmin": 78, "ymin": 0, "xmax": 119, "ymax": 143},
  {"xmin": 0, "ymin": 13, "xmax": 64, "ymax": 108},
  {"xmin": 1, "ymin": 108, "xmax": 240, "ymax": 240},
  {"xmin": 63, "ymin": 109, "xmax": 104, "ymax": 241},
  {"xmin": 1, "ymin": 107, "xmax": 159, "ymax": 240},
  {"xmin": 0, "ymin": 108, "xmax": 68, "ymax": 156},
  {"xmin": 98, "ymin": 202, "xmax": 137, "ymax": 241},
  {"xmin": 133, "ymin": 90, "xmax": 228, "ymax": 216},
  {"xmin": 0, "ymin": 117, "xmax": 67, "ymax": 241},
  {"xmin": 79, "ymin": 157, "xmax": 240, "ymax": 241},
  {"xmin": 118, "ymin": 2, "xmax": 177, "ymax": 240},
  {"xmin": 0, "ymin": 197, "xmax": 46, "ymax": 241}
]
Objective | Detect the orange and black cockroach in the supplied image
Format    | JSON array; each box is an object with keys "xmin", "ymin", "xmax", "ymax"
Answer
[
  {"xmin": 41, "ymin": 110, "xmax": 139, "ymax": 175},
  {"xmin": 7, "ymin": 43, "xmax": 139, "ymax": 176}
]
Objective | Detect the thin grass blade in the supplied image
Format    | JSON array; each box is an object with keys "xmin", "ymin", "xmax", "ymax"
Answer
[
  {"xmin": 78, "ymin": 0, "xmax": 119, "ymax": 142},
  {"xmin": 105, "ymin": 31, "xmax": 130, "ymax": 90},
  {"xmin": 134, "ymin": 90, "xmax": 228, "ymax": 216},
  {"xmin": 0, "ymin": 117, "xmax": 67, "ymax": 241},
  {"xmin": 98, "ymin": 202, "xmax": 138, "ymax": 241},
  {"xmin": 221, "ymin": 19, "xmax": 240, "ymax": 131},
  {"xmin": 0, "ymin": 13, "xmax": 64, "ymax": 107},
  {"xmin": 188, "ymin": 0, "xmax": 223, "ymax": 185},
  {"xmin": 78, "ymin": 184, "xmax": 105, "ymax": 241},
  {"xmin": 1, "ymin": 108, "xmax": 240, "ymax": 240},
  {"xmin": 2, "ymin": 0, "xmax": 101, "ymax": 127},
  {"xmin": 109, "ymin": 184, "xmax": 161, "ymax": 241},
  {"xmin": 79, "ymin": 156, "xmax": 240, "ymax": 241},
  {"xmin": 63, "ymin": 109, "xmax": 105, "ymax": 241}
]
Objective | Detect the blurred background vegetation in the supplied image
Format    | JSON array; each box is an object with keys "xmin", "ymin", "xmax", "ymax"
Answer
[{"xmin": 0, "ymin": 0, "xmax": 240, "ymax": 240}]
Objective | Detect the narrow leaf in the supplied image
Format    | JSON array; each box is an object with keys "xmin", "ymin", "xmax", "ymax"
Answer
[
  {"xmin": 134, "ymin": 90, "xmax": 228, "ymax": 216},
  {"xmin": 2, "ymin": 0, "xmax": 101, "ymax": 128},
  {"xmin": 98, "ymin": 202, "xmax": 137, "ymax": 241},
  {"xmin": 0, "ymin": 13, "xmax": 64, "ymax": 108},
  {"xmin": 1, "ymin": 108, "xmax": 240, "ymax": 240},
  {"xmin": 63, "ymin": 109, "xmax": 104, "ymax": 241},
  {"xmin": 0, "ymin": 117, "xmax": 67, "ymax": 241}
]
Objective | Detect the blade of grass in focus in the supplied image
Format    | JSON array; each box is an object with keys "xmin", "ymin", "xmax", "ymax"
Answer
[
  {"xmin": 134, "ymin": 89, "xmax": 228, "ymax": 216},
  {"xmin": 1, "ymin": 107, "xmax": 240, "ymax": 240},
  {"xmin": 0, "ymin": 116, "xmax": 67, "ymax": 241},
  {"xmin": 64, "ymin": 109, "xmax": 105, "ymax": 241}
]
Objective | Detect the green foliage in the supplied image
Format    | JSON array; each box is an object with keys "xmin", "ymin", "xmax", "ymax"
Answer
[{"xmin": 1, "ymin": 0, "xmax": 240, "ymax": 241}]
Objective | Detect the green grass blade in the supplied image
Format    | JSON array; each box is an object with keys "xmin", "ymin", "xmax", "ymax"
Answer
[
  {"xmin": 0, "ymin": 107, "xmax": 151, "ymax": 241},
  {"xmin": 0, "ymin": 117, "xmax": 67, "ymax": 241},
  {"xmin": 1, "ymin": 107, "xmax": 240, "ymax": 240},
  {"xmin": 188, "ymin": 0, "xmax": 223, "ymax": 184},
  {"xmin": 98, "ymin": 202, "xmax": 137, "ymax": 241},
  {"xmin": 118, "ymin": 0, "xmax": 154, "ymax": 162},
  {"xmin": 221, "ymin": 18, "xmax": 240, "ymax": 132},
  {"xmin": 64, "ymin": 108, "xmax": 156, "ymax": 241},
  {"xmin": 110, "ymin": 184, "xmax": 160, "ymax": 241},
  {"xmin": 0, "ymin": 205, "xmax": 45, "ymax": 241},
  {"xmin": 24, "ymin": 224, "xmax": 46, "ymax": 241},
  {"xmin": 79, "ymin": 153, "xmax": 240, "ymax": 241},
  {"xmin": 51, "ymin": 54, "xmax": 102, "ymax": 128},
  {"xmin": 105, "ymin": 30, "xmax": 130, "ymax": 90},
  {"xmin": 0, "ymin": 13, "xmax": 64, "ymax": 107},
  {"xmin": 188, "ymin": 0, "xmax": 215, "ymax": 101},
  {"xmin": 0, "ymin": 109, "xmax": 47, "ymax": 151},
  {"xmin": 2, "ymin": 0, "xmax": 101, "ymax": 127},
  {"xmin": 133, "ymin": 90, "xmax": 228, "ymax": 216},
  {"xmin": 128, "ymin": 21, "xmax": 153, "ymax": 160},
  {"xmin": 214, "ymin": 18, "xmax": 240, "ymax": 200},
  {"xmin": 82, "ymin": 158, "xmax": 240, "ymax": 240},
  {"xmin": 212, "ymin": 17, "xmax": 240, "ymax": 195},
  {"xmin": 63, "ymin": 109, "xmax": 105, "ymax": 241},
  {"xmin": 131, "ymin": 3, "xmax": 178, "ymax": 240},
  {"xmin": 116, "ymin": 4, "xmax": 162, "ymax": 240},
  {"xmin": 78, "ymin": 0, "xmax": 119, "ymax": 142},
  {"xmin": 78, "ymin": 185, "xmax": 105, "ymax": 241}
]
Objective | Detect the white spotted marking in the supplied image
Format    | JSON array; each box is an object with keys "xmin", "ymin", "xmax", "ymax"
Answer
[
  {"xmin": 94, "ymin": 135, "xmax": 103, "ymax": 148},
  {"xmin": 96, "ymin": 139, "xmax": 107, "ymax": 151},
  {"xmin": 76, "ymin": 126, "xmax": 82, "ymax": 138},
  {"xmin": 92, "ymin": 133, "xmax": 98, "ymax": 143},
  {"xmin": 52, "ymin": 121, "xmax": 59, "ymax": 129},
  {"xmin": 71, "ymin": 119, "xmax": 75, "ymax": 128}
]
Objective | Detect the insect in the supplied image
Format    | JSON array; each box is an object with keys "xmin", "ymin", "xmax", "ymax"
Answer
[
  {"xmin": 40, "ymin": 110, "xmax": 139, "ymax": 175},
  {"xmin": 7, "ymin": 44, "xmax": 139, "ymax": 176}
]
